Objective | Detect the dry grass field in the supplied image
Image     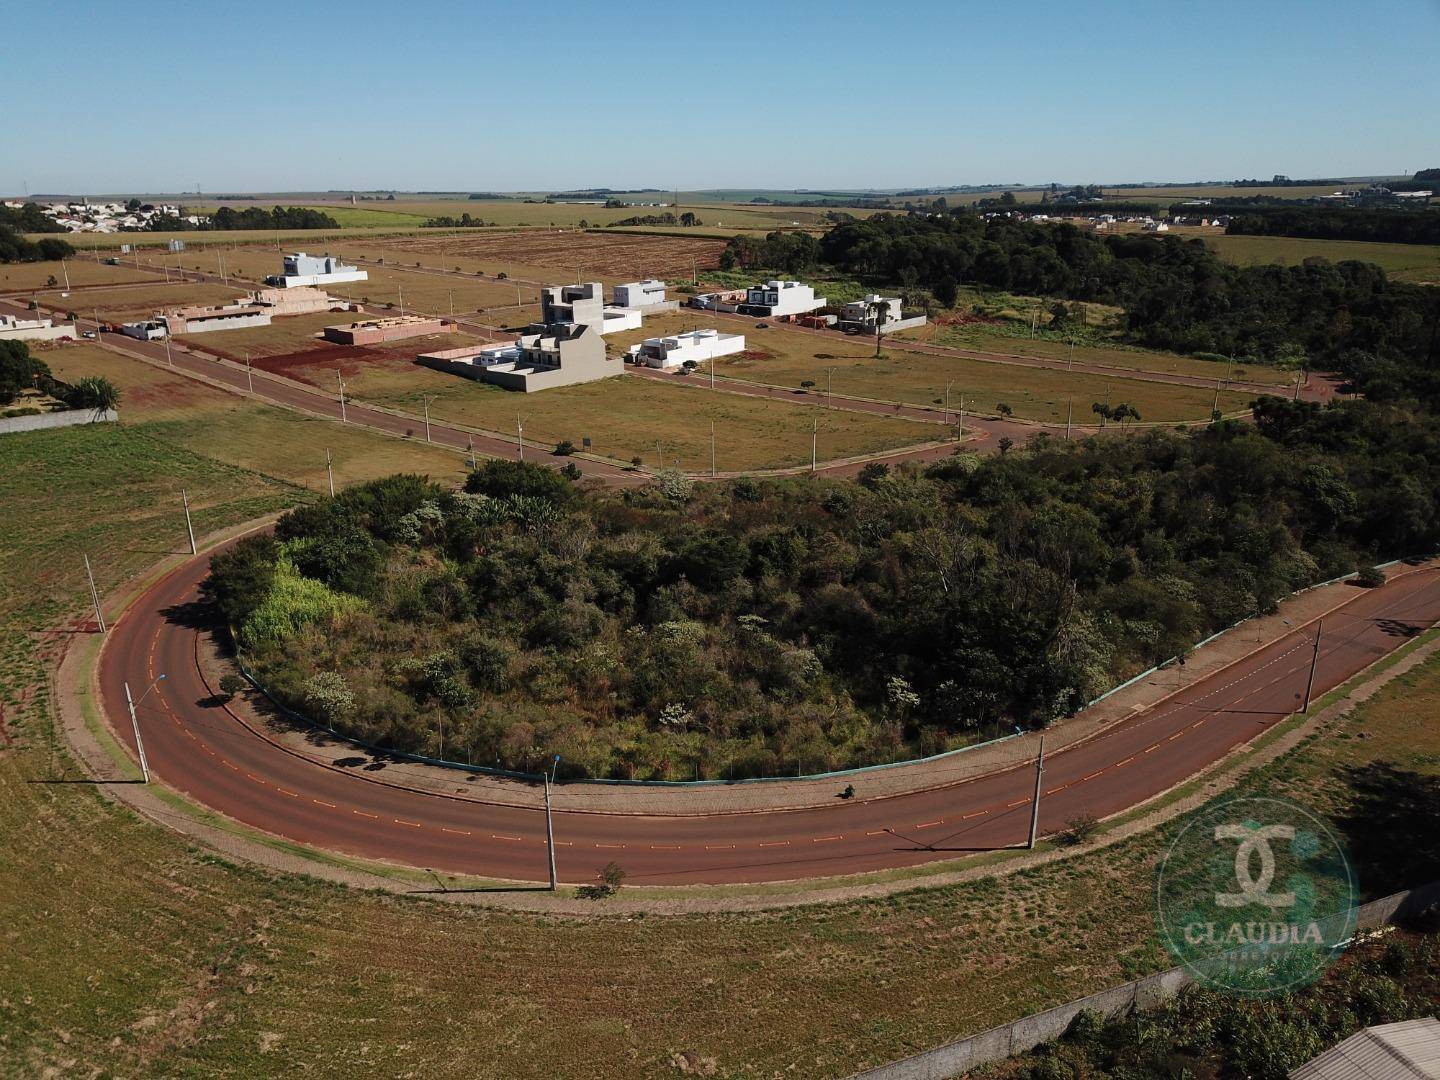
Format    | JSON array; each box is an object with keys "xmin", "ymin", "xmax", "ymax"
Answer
[
  {"xmin": 34, "ymin": 281, "xmax": 248, "ymax": 322},
  {"xmin": 610, "ymin": 313, "xmax": 1258, "ymax": 424},
  {"xmin": 38, "ymin": 343, "xmax": 467, "ymax": 487},
  {"xmin": 246, "ymin": 345, "xmax": 937, "ymax": 471},
  {"xmin": 0, "ymin": 258, "xmax": 168, "ymax": 293},
  {"xmin": 900, "ymin": 321, "xmax": 1296, "ymax": 388}
]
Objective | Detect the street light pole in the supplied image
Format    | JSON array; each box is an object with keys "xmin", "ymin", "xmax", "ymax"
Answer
[
  {"xmin": 338, "ymin": 373, "xmax": 347, "ymax": 422},
  {"xmin": 423, "ymin": 396, "xmax": 432, "ymax": 443},
  {"xmin": 325, "ymin": 448, "xmax": 335, "ymax": 497},
  {"xmin": 84, "ymin": 553, "xmax": 106, "ymax": 633},
  {"xmin": 1027, "ymin": 734, "xmax": 1046, "ymax": 849},
  {"xmin": 181, "ymin": 488, "xmax": 197, "ymax": 555},
  {"xmin": 543, "ymin": 772, "xmax": 558, "ymax": 891},
  {"xmin": 244, "ymin": 352, "xmax": 254, "ymax": 394},
  {"xmin": 517, "ymin": 419, "xmax": 524, "ymax": 461},
  {"xmin": 811, "ymin": 418, "xmax": 818, "ymax": 473},
  {"xmin": 710, "ymin": 421, "xmax": 716, "ymax": 478},
  {"xmin": 123, "ymin": 674, "xmax": 165, "ymax": 784},
  {"xmin": 1302, "ymin": 620, "xmax": 1323, "ymax": 713},
  {"xmin": 1066, "ymin": 398, "xmax": 1074, "ymax": 440}
]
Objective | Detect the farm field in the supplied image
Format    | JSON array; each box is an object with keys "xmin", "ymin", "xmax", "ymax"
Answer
[
  {"xmin": 3, "ymin": 412, "xmax": 1435, "ymax": 1076},
  {"xmin": 0, "ymin": 258, "xmax": 167, "ymax": 293},
  {"xmin": 256, "ymin": 346, "xmax": 938, "ymax": 471},
  {"xmin": 39, "ymin": 343, "xmax": 467, "ymax": 487},
  {"xmin": 361, "ymin": 229, "xmax": 729, "ymax": 282},
  {"xmin": 612, "ymin": 313, "xmax": 1257, "ymax": 424},
  {"xmin": 1204, "ymin": 233, "xmax": 1440, "ymax": 284},
  {"xmin": 899, "ymin": 321, "xmax": 1297, "ymax": 388},
  {"xmin": 34, "ymin": 281, "xmax": 248, "ymax": 322}
]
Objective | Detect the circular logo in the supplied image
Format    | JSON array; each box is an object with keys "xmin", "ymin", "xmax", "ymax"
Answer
[{"xmin": 1155, "ymin": 796, "xmax": 1355, "ymax": 996}]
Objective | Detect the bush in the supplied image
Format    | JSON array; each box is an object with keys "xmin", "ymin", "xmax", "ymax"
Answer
[
  {"xmin": 576, "ymin": 861, "xmax": 626, "ymax": 900},
  {"xmin": 1354, "ymin": 565, "xmax": 1385, "ymax": 588},
  {"xmin": 553, "ymin": 440, "xmax": 576, "ymax": 456},
  {"xmin": 465, "ymin": 459, "xmax": 573, "ymax": 503},
  {"xmin": 1055, "ymin": 812, "xmax": 1099, "ymax": 846},
  {"xmin": 218, "ymin": 673, "xmax": 247, "ymax": 699}
]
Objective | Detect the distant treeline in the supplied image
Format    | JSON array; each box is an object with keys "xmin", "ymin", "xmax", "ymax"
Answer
[
  {"xmin": 0, "ymin": 224, "xmax": 74, "ymax": 263},
  {"xmin": 749, "ymin": 196, "xmax": 892, "ymax": 209},
  {"xmin": 611, "ymin": 211, "xmax": 702, "ymax": 227},
  {"xmin": 423, "ymin": 213, "xmax": 487, "ymax": 228},
  {"xmin": 466, "ymin": 192, "xmax": 511, "ymax": 200},
  {"xmin": 1033, "ymin": 202, "xmax": 1161, "ymax": 217},
  {"xmin": 147, "ymin": 205, "xmax": 340, "ymax": 232},
  {"xmin": 0, "ymin": 202, "xmax": 68, "ymax": 233},
  {"xmin": 1226, "ymin": 206, "xmax": 1440, "ymax": 246}
]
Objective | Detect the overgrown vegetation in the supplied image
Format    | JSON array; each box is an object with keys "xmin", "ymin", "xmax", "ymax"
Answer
[
  {"xmin": 1227, "ymin": 205, "xmax": 1440, "ymax": 246},
  {"xmin": 149, "ymin": 205, "xmax": 340, "ymax": 232},
  {"xmin": 0, "ymin": 341, "xmax": 118, "ymax": 410},
  {"xmin": 212, "ymin": 387, "xmax": 1440, "ymax": 778}
]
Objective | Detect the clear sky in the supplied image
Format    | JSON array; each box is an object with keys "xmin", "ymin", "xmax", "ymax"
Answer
[{"xmin": 3, "ymin": 0, "xmax": 1438, "ymax": 195}]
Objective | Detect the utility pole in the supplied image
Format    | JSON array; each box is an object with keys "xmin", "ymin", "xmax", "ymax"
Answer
[
  {"xmin": 181, "ymin": 488, "xmax": 197, "ymax": 555},
  {"xmin": 709, "ymin": 359, "xmax": 715, "ymax": 391},
  {"xmin": 1293, "ymin": 370, "xmax": 1305, "ymax": 401},
  {"xmin": 164, "ymin": 331, "xmax": 173, "ymax": 368},
  {"xmin": 1066, "ymin": 398, "xmax": 1074, "ymax": 440},
  {"xmin": 517, "ymin": 419, "xmax": 524, "ymax": 461},
  {"xmin": 467, "ymin": 434, "xmax": 474, "ymax": 469},
  {"xmin": 811, "ymin": 418, "xmax": 818, "ymax": 472},
  {"xmin": 958, "ymin": 395, "xmax": 966, "ymax": 442},
  {"xmin": 710, "ymin": 421, "xmax": 716, "ymax": 478},
  {"xmin": 84, "ymin": 554, "xmax": 106, "ymax": 633},
  {"xmin": 1211, "ymin": 382, "xmax": 1221, "ymax": 423},
  {"xmin": 829, "ymin": 367, "xmax": 836, "ymax": 409},
  {"xmin": 398, "ymin": 285, "xmax": 405, "ymax": 318},
  {"xmin": 423, "ymin": 396, "xmax": 432, "ymax": 443},
  {"xmin": 325, "ymin": 448, "xmax": 335, "ymax": 497},
  {"xmin": 244, "ymin": 352, "xmax": 254, "ymax": 394},
  {"xmin": 1027, "ymin": 734, "xmax": 1046, "ymax": 849},
  {"xmin": 338, "ymin": 373, "xmax": 347, "ymax": 422},
  {"xmin": 543, "ymin": 772, "xmax": 558, "ymax": 891},
  {"xmin": 944, "ymin": 379, "xmax": 953, "ymax": 423},
  {"xmin": 448, "ymin": 289, "xmax": 454, "ymax": 319},
  {"xmin": 1302, "ymin": 620, "xmax": 1323, "ymax": 713}
]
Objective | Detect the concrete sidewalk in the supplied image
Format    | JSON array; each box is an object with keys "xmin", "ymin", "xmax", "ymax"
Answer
[{"xmin": 198, "ymin": 565, "xmax": 1417, "ymax": 817}]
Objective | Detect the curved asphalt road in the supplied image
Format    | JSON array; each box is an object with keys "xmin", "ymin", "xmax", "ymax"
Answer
[{"xmin": 98, "ymin": 550, "xmax": 1440, "ymax": 885}]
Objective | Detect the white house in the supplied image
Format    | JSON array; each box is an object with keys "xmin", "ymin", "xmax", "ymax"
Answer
[
  {"xmin": 612, "ymin": 279, "xmax": 667, "ymax": 309},
  {"xmin": 837, "ymin": 295, "xmax": 927, "ymax": 335},
  {"xmin": 625, "ymin": 328, "xmax": 746, "ymax": 369},
  {"xmin": 417, "ymin": 323, "xmax": 619, "ymax": 393},
  {"xmin": 0, "ymin": 315, "xmax": 78, "ymax": 342},
  {"xmin": 535, "ymin": 282, "xmax": 642, "ymax": 335},
  {"xmin": 741, "ymin": 280, "xmax": 826, "ymax": 320},
  {"xmin": 265, "ymin": 253, "xmax": 368, "ymax": 289}
]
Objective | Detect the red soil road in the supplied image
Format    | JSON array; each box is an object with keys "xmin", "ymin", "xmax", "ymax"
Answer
[{"xmin": 98, "ymin": 549, "xmax": 1440, "ymax": 886}]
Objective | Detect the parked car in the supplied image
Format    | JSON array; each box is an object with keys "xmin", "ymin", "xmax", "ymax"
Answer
[
  {"xmin": 81, "ymin": 330, "xmax": 97, "ymax": 339},
  {"xmin": 755, "ymin": 321, "xmax": 769, "ymax": 329}
]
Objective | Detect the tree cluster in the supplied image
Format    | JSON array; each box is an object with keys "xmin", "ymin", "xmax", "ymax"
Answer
[
  {"xmin": 0, "ymin": 202, "xmax": 68, "ymax": 233},
  {"xmin": 0, "ymin": 224, "xmax": 74, "ymax": 263}
]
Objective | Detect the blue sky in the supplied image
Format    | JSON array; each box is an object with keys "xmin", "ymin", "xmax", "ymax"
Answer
[{"xmin": 3, "ymin": 0, "xmax": 1437, "ymax": 195}]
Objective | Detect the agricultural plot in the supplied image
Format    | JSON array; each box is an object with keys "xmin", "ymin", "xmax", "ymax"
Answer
[
  {"xmin": 361, "ymin": 230, "xmax": 729, "ymax": 283},
  {"xmin": 251, "ymin": 346, "xmax": 938, "ymax": 471},
  {"xmin": 611, "ymin": 313, "xmax": 1256, "ymax": 424},
  {"xmin": 40, "ymin": 343, "xmax": 466, "ymax": 487}
]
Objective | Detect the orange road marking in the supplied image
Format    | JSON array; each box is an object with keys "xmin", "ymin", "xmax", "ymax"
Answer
[
  {"xmin": 246, "ymin": 773, "xmax": 266, "ymax": 784},
  {"xmin": 394, "ymin": 819, "xmax": 422, "ymax": 828},
  {"xmin": 1115, "ymin": 756, "xmax": 1134, "ymax": 768},
  {"xmin": 277, "ymin": 788, "xmax": 300, "ymax": 798},
  {"xmin": 812, "ymin": 835, "xmax": 843, "ymax": 843},
  {"xmin": 759, "ymin": 841, "xmax": 790, "ymax": 847},
  {"xmin": 650, "ymin": 844, "xmax": 681, "ymax": 850},
  {"xmin": 1007, "ymin": 799, "xmax": 1028, "ymax": 808},
  {"xmin": 490, "ymin": 834, "xmax": 522, "ymax": 841},
  {"xmin": 704, "ymin": 844, "xmax": 736, "ymax": 850},
  {"xmin": 223, "ymin": 761, "xmax": 239, "ymax": 771},
  {"xmin": 1144, "ymin": 744, "xmax": 1160, "ymax": 753},
  {"xmin": 441, "ymin": 827, "xmax": 470, "ymax": 836},
  {"xmin": 312, "ymin": 799, "xmax": 336, "ymax": 808},
  {"xmin": 595, "ymin": 843, "xmax": 625, "ymax": 849},
  {"xmin": 913, "ymin": 820, "xmax": 942, "ymax": 829},
  {"xmin": 1168, "ymin": 732, "xmax": 1184, "ymax": 741},
  {"xmin": 1083, "ymin": 771, "xmax": 1103, "ymax": 781},
  {"xmin": 352, "ymin": 810, "xmax": 378, "ymax": 819},
  {"xmin": 961, "ymin": 810, "xmax": 989, "ymax": 819},
  {"xmin": 865, "ymin": 829, "xmax": 888, "ymax": 836}
]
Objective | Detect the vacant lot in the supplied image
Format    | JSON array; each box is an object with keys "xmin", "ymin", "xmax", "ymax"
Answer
[
  {"xmin": 40, "ymin": 343, "xmax": 467, "ymax": 488},
  {"xmin": 611, "ymin": 313, "xmax": 1257, "ymax": 424},
  {"xmin": 900, "ymin": 320, "xmax": 1296, "ymax": 388},
  {"xmin": 35, "ymin": 281, "xmax": 248, "ymax": 322},
  {"xmin": 174, "ymin": 310, "xmax": 488, "ymax": 362},
  {"xmin": 1204, "ymin": 233, "xmax": 1440, "ymax": 285},
  {"xmin": 0, "ymin": 258, "xmax": 167, "ymax": 293},
  {"xmin": 257, "ymin": 346, "xmax": 937, "ymax": 470},
  {"xmin": 364, "ymin": 229, "xmax": 729, "ymax": 282}
]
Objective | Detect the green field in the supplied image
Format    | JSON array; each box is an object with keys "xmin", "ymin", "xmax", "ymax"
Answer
[
  {"xmin": 611, "ymin": 313, "xmax": 1257, "ymax": 424},
  {"xmin": 1204, "ymin": 233, "xmax": 1440, "ymax": 285},
  {"xmin": 320, "ymin": 355, "xmax": 940, "ymax": 471},
  {"xmin": 0, "ymin": 258, "xmax": 166, "ymax": 293},
  {"xmin": 3, "ymin": 414, "xmax": 1436, "ymax": 1075}
]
